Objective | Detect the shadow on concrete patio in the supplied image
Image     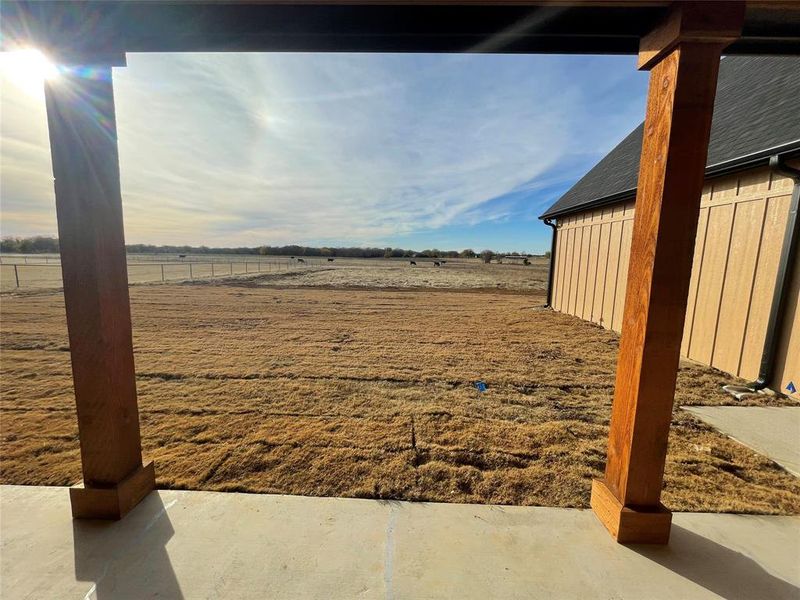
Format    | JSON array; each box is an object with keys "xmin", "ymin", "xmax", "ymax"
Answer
[
  {"xmin": 634, "ymin": 525, "xmax": 800, "ymax": 600},
  {"xmin": 72, "ymin": 493, "xmax": 183, "ymax": 599},
  {"xmin": 4, "ymin": 486, "xmax": 798, "ymax": 599}
]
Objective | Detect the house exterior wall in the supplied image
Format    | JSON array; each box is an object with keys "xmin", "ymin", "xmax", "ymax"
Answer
[{"xmin": 551, "ymin": 166, "xmax": 799, "ymax": 400}]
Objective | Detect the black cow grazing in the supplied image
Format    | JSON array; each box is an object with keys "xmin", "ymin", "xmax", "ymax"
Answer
[
  {"xmin": 327, "ymin": 258, "xmax": 335, "ymax": 262},
  {"xmin": 440, "ymin": 260, "xmax": 447, "ymax": 264},
  {"xmin": 297, "ymin": 258, "xmax": 305, "ymax": 264},
  {"xmin": 178, "ymin": 254, "xmax": 186, "ymax": 259},
  {"xmin": 433, "ymin": 261, "xmax": 441, "ymax": 267},
  {"xmin": 409, "ymin": 260, "xmax": 417, "ymax": 266},
  {"xmin": 290, "ymin": 256, "xmax": 295, "ymax": 259}
]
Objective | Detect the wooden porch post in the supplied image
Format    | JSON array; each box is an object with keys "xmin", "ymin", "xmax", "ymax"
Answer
[
  {"xmin": 44, "ymin": 57, "xmax": 155, "ymax": 520},
  {"xmin": 590, "ymin": 3, "xmax": 744, "ymax": 544}
]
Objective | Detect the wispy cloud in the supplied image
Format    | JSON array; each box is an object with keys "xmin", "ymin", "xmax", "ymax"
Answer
[{"xmin": 1, "ymin": 52, "xmax": 647, "ymax": 251}]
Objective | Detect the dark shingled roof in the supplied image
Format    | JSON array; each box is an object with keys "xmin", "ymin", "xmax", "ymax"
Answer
[{"xmin": 540, "ymin": 56, "xmax": 800, "ymax": 220}]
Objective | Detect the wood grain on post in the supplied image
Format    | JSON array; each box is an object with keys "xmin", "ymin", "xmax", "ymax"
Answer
[
  {"xmin": 591, "ymin": 2, "xmax": 744, "ymax": 544},
  {"xmin": 44, "ymin": 63, "xmax": 154, "ymax": 520}
]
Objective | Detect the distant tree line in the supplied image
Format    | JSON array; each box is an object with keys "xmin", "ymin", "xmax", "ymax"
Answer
[
  {"xmin": 0, "ymin": 236, "xmax": 60, "ymax": 254},
  {"xmin": 1, "ymin": 236, "xmax": 546, "ymax": 261}
]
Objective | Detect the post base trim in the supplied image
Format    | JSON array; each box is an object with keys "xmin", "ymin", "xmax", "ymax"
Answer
[
  {"xmin": 70, "ymin": 461, "xmax": 155, "ymax": 520},
  {"xmin": 590, "ymin": 479, "xmax": 672, "ymax": 544}
]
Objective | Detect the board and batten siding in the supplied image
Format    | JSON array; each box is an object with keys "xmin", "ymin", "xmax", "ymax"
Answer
[{"xmin": 551, "ymin": 166, "xmax": 799, "ymax": 400}]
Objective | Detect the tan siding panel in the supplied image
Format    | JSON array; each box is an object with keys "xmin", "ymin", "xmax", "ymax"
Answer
[
  {"xmin": 769, "ymin": 171, "xmax": 796, "ymax": 194},
  {"xmin": 552, "ymin": 227, "xmax": 565, "ymax": 311},
  {"xmin": 577, "ymin": 224, "xmax": 593, "ymax": 320},
  {"xmin": 688, "ymin": 203, "xmax": 734, "ymax": 365},
  {"xmin": 738, "ymin": 167, "xmax": 771, "ymax": 196},
  {"xmin": 711, "ymin": 199, "xmax": 767, "ymax": 375},
  {"xmin": 740, "ymin": 195, "xmax": 791, "ymax": 379},
  {"xmin": 569, "ymin": 227, "xmax": 583, "ymax": 315},
  {"xmin": 604, "ymin": 220, "xmax": 623, "ymax": 332},
  {"xmin": 682, "ymin": 207, "xmax": 710, "ymax": 356},
  {"xmin": 711, "ymin": 176, "xmax": 739, "ymax": 201},
  {"xmin": 592, "ymin": 222, "xmax": 611, "ymax": 325},
  {"xmin": 699, "ymin": 183, "xmax": 712, "ymax": 206},
  {"xmin": 561, "ymin": 229, "xmax": 575, "ymax": 312},
  {"xmin": 550, "ymin": 228, "xmax": 559, "ymax": 310},
  {"xmin": 575, "ymin": 223, "xmax": 587, "ymax": 318},
  {"xmin": 611, "ymin": 218, "xmax": 633, "ymax": 333},
  {"xmin": 557, "ymin": 224, "xmax": 570, "ymax": 312},
  {"xmin": 560, "ymin": 227, "xmax": 573, "ymax": 313},
  {"xmin": 557, "ymin": 226, "xmax": 568, "ymax": 313},
  {"xmin": 585, "ymin": 224, "xmax": 602, "ymax": 322}
]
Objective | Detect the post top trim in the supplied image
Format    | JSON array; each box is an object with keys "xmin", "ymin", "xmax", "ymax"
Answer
[{"xmin": 638, "ymin": 1, "xmax": 746, "ymax": 70}]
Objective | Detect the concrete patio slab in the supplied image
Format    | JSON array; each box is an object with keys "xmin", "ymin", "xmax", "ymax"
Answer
[
  {"xmin": 1, "ymin": 485, "xmax": 798, "ymax": 599},
  {"xmin": 683, "ymin": 406, "xmax": 800, "ymax": 477}
]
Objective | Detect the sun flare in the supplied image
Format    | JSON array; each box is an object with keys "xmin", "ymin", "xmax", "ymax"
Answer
[{"xmin": 0, "ymin": 49, "xmax": 60, "ymax": 98}]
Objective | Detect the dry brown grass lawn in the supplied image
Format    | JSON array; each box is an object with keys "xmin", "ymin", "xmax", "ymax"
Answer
[{"xmin": 1, "ymin": 278, "xmax": 798, "ymax": 513}]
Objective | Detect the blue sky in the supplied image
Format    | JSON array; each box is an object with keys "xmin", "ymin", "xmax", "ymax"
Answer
[{"xmin": 1, "ymin": 52, "xmax": 649, "ymax": 253}]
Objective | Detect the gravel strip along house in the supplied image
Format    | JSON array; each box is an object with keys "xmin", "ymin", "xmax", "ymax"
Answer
[{"xmin": 540, "ymin": 56, "xmax": 800, "ymax": 401}]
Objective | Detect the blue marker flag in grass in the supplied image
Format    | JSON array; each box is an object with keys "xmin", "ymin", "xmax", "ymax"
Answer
[{"xmin": 474, "ymin": 381, "xmax": 488, "ymax": 392}]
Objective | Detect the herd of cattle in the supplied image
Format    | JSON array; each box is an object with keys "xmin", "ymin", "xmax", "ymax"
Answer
[
  {"xmin": 286, "ymin": 256, "xmax": 448, "ymax": 267},
  {"xmin": 410, "ymin": 260, "xmax": 446, "ymax": 267},
  {"xmin": 170, "ymin": 255, "xmax": 452, "ymax": 267}
]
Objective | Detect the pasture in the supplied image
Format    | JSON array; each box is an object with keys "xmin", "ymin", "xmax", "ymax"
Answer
[
  {"xmin": 0, "ymin": 255, "xmax": 548, "ymax": 292},
  {"xmin": 1, "ymin": 259, "xmax": 798, "ymax": 513}
]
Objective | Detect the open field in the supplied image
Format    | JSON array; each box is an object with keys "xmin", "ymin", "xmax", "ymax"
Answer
[
  {"xmin": 1, "ymin": 278, "xmax": 798, "ymax": 513},
  {"xmin": 0, "ymin": 255, "xmax": 548, "ymax": 292}
]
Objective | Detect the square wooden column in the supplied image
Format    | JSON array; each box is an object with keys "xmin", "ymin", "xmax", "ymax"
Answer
[
  {"xmin": 590, "ymin": 3, "xmax": 744, "ymax": 544},
  {"xmin": 44, "ymin": 58, "xmax": 155, "ymax": 519}
]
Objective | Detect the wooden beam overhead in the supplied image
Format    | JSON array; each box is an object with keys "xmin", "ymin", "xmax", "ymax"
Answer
[{"xmin": 1, "ymin": 0, "xmax": 798, "ymax": 61}]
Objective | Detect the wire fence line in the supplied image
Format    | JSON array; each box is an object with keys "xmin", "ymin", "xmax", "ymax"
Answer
[
  {"xmin": 0, "ymin": 255, "xmax": 61, "ymax": 264},
  {"xmin": 0, "ymin": 258, "xmax": 321, "ymax": 291},
  {"xmin": 0, "ymin": 254, "xmax": 330, "ymax": 265}
]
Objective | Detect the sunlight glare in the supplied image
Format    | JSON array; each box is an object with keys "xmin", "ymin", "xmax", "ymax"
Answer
[{"xmin": 0, "ymin": 49, "xmax": 60, "ymax": 98}]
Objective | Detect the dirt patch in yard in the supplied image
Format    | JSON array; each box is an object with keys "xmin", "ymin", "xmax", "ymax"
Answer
[{"xmin": 1, "ymin": 284, "xmax": 798, "ymax": 513}]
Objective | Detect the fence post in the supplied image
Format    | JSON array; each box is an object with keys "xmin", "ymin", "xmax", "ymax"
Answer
[
  {"xmin": 14, "ymin": 264, "xmax": 20, "ymax": 288},
  {"xmin": 245, "ymin": 262, "xmax": 249, "ymax": 274},
  {"xmin": 189, "ymin": 263, "xmax": 193, "ymax": 280},
  {"xmin": 211, "ymin": 263, "xmax": 215, "ymax": 278},
  {"xmin": 230, "ymin": 263, "xmax": 233, "ymax": 276},
  {"xmin": 161, "ymin": 264, "xmax": 165, "ymax": 282}
]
